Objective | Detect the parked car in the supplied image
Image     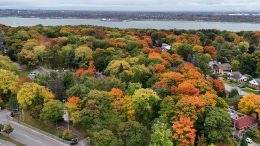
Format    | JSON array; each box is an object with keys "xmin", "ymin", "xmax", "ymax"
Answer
[
  {"xmin": 237, "ymin": 84, "xmax": 245, "ymax": 88},
  {"xmin": 69, "ymin": 138, "xmax": 79, "ymax": 145},
  {"xmin": 246, "ymin": 137, "xmax": 253, "ymax": 143},
  {"xmin": 28, "ymin": 71, "xmax": 39, "ymax": 79}
]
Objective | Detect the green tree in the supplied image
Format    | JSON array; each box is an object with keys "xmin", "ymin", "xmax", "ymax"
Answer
[
  {"xmin": 40, "ymin": 100, "xmax": 64, "ymax": 123},
  {"xmin": 174, "ymin": 43, "xmax": 192, "ymax": 61},
  {"xmin": 119, "ymin": 121, "xmax": 149, "ymax": 146},
  {"xmin": 158, "ymin": 96, "xmax": 175, "ymax": 123},
  {"xmin": 130, "ymin": 88, "xmax": 160, "ymax": 124},
  {"xmin": 194, "ymin": 53, "xmax": 212, "ymax": 75},
  {"xmin": 205, "ymin": 107, "xmax": 233, "ymax": 143},
  {"xmin": 93, "ymin": 129, "xmax": 119, "ymax": 146},
  {"xmin": 150, "ymin": 120, "xmax": 172, "ymax": 146},
  {"xmin": 238, "ymin": 42, "xmax": 249, "ymax": 53},
  {"xmin": 256, "ymin": 62, "xmax": 260, "ymax": 77},
  {"xmin": 79, "ymin": 90, "xmax": 119, "ymax": 131},
  {"xmin": 125, "ymin": 82, "xmax": 142, "ymax": 96},
  {"xmin": 231, "ymin": 59, "xmax": 240, "ymax": 71}
]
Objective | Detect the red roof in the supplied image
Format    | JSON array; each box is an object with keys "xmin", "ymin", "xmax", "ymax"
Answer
[{"xmin": 233, "ymin": 116, "xmax": 258, "ymax": 130}]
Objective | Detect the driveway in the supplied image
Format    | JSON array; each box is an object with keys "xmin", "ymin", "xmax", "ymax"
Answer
[
  {"xmin": 224, "ymin": 84, "xmax": 248, "ymax": 95},
  {"xmin": 0, "ymin": 110, "xmax": 69, "ymax": 146},
  {"xmin": 248, "ymin": 142, "xmax": 260, "ymax": 146}
]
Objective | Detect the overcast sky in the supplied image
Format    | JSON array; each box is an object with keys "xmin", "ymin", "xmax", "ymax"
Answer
[{"xmin": 1, "ymin": 0, "xmax": 260, "ymax": 11}]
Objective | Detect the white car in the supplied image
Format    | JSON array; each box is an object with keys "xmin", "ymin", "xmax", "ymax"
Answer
[{"xmin": 246, "ymin": 137, "xmax": 253, "ymax": 144}]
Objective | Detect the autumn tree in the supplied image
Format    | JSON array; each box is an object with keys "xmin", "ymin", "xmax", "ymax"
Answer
[
  {"xmin": 172, "ymin": 116, "xmax": 196, "ymax": 146},
  {"xmin": 105, "ymin": 60, "xmax": 131, "ymax": 76},
  {"xmin": 174, "ymin": 96, "xmax": 206, "ymax": 122},
  {"xmin": 238, "ymin": 94, "xmax": 260, "ymax": 118},
  {"xmin": 18, "ymin": 49, "xmax": 38, "ymax": 67},
  {"xmin": 0, "ymin": 55, "xmax": 17, "ymax": 72},
  {"xmin": 17, "ymin": 82, "xmax": 54, "ymax": 117},
  {"xmin": 74, "ymin": 45, "xmax": 93, "ymax": 67},
  {"xmin": 0, "ymin": 69, "xmax": 18, "ymax": 101}
]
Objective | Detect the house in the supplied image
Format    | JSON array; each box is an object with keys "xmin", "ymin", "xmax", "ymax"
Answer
[
  {"xmin": 161, "ymin": 43, "xmax": 171, "ymax": 51},
  {"xmin": 227, "ymin": 72, "xmax": 250, "ymax": 82},
  {"xmin": 208, "ymin": 60, "xmax": 218, "ymax": 70},
  {"xmin": 230, "ymin": 109, "xmax": 258, "ymax": 139},
  {"xmin": 213, "ymin": 63, "xmax": 232, "ymax": 74},
  {"xmin": 249, "ymin": 78, "xmax": 260, "ymax": 90}
]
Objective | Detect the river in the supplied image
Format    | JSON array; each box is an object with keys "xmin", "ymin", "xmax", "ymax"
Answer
[{"xmin": 1, "ymin": 17, "xmax": 260, "ymax": 32}]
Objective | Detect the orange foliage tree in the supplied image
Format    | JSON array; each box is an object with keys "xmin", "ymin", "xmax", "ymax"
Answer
[
  {"xmin": 174, "ymin": 96, "xmax": 206, "ymax": 122},
  {"xmin": 66, "ymin": 96, "xmax": 81, "ymax": 109},
  {"xmin": 172, "ymin": 116, "xmax": 196, "ymax": 146},
  {"xmin": 204, "ymin": 46, "xmax": 217, "ymax": 58},
  {"xmin": 110, "ymin": 88, "xmax": 124, "ymax": 97},
  {"xmin": 155, "ymin": 72, "xmax": 184, "ymax": 88},
  {"xmin": 75, "ymin": 68, "xmax": 87, "ymax": 77},
  {"xmin": 85, "ymin": 61, "xmax": 96, "ymax": 76}
]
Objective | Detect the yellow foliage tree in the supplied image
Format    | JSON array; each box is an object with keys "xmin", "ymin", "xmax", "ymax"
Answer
[
  {"xmin": 0, "ymin": 69, "xmax": 18, "ymax": 100},
  {"xmin": 238, "ymin": 94, "xmax": 260, "ymax": 118},
  {"xmin": 17, "ymin": 82, "xmax": 54, "ymax": 109}
]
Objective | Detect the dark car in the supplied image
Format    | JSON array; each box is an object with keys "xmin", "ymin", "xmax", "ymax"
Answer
[
  {"xmin": 237, "ymin": 84, "xmax": 245, "ymax": 88},
  {"xmin": 70, "ymin": 138, "xmax": 79, "ymax": 145}
]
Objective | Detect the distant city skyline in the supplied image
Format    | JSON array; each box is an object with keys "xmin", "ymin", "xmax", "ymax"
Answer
[{"xmin": 1, "ymin": 0, "xmax": 260, "ymax": 12}]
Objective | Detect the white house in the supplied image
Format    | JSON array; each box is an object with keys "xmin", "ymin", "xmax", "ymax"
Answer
[
  {"xmin": 227, "ymin": 72, "xmax": 250, "ymax": 82},
  {"xmin": 161, "ymin": 43, "xmax": 171, "ymax": 51},
  {"xmin": 249, "ymin": 78, "xmax": 260, "ymax": 90}
]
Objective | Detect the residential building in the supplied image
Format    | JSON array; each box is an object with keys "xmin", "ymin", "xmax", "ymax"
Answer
[
  {"xmin": 249, "ymin": 78, "xmax": 260, "ymax": 90},
  {"xmin": 161, "ymin": 43, "xmax": 171, "ymax": 51},
  {"xmin": 227, "ymin": 72, "xmax": 250, "ymax": 82},
  {"xmin": 230, "ymin": 109, "xmax": 258, "ymax": 139},
  {"xmin": 213, "ymin": 63, "xmax": 232, "ymax": 74}
]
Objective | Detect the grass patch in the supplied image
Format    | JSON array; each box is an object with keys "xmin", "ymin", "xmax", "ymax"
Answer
[
  {"xmin": 14, "ymin": 113, "xmax": 63, "ymax": 137},
  {"xmin": 242, "ymin": 87, "xmax": 260, "ymax": 95},
  {"xmin": 224, "ymin": 80, "xmax": 239, "ymax": 86},
  {"xmin": 17, "ymin": 70, "xmax": 30, "ymax": 77},
  {"xmin": 0, "ymin": 133, "xmax": 25, "ymax": 146}
]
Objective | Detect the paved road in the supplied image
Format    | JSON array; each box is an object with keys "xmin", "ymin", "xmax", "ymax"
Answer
[
  {"xmin": 0, "ymin": 111, "xmax": 69, "ymax": 146},
  {"xmin": 249, "ymin": 142, "xmax": 260, "ymax": 146},
  {"xmin": 224, "ymin": 84, "xmax": 248, "ymax": 95},
  {"xmin": 0, "ymin": 139, "xmax": 15, "ymax": 146}
]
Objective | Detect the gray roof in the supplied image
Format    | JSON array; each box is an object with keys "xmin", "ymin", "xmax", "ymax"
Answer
[{"xmin": 215, "ymin": 63, "xmax": 231, "ymax": 71}]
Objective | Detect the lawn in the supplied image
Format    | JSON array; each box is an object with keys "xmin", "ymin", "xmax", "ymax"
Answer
[
  {"xmin": 0, "ymin": 133, "xmax": 25, "ymax": 146},
  {"xmin": 242, "ymin": 87, "xmax": 260, "ymax": 95},
  {"xmin": 17, "ymin": 70, "xmax": 30, "ymax": 77},
  {"xmin": 14, "ymin": 113, "xmax": 63, "ymax": 137},
  {"xmin": 224, "ymin": 80, "xmax": 239, "ymax": 86}
]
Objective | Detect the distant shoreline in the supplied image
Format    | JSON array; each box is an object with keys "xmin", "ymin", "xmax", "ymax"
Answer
[{"xmin": 1, "ymin": 16, "xmax": 260, "ymax": 25}]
